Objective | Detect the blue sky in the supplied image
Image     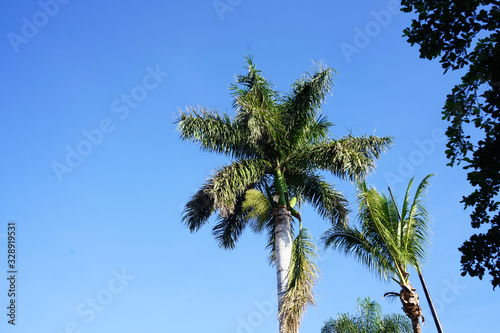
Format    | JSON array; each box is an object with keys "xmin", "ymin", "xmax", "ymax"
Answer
[{"xmin": 1, "ymin": 0, "xmax": 498, "ymax": 332}]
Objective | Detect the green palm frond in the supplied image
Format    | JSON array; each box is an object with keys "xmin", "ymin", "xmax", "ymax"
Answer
[
  {"xmin": 322, "ymin": 314, "xmax": 359, "ymax": 333},
  {"xmin": 279, "ymin": 227, "xmax": 320, "ymax": 333},
  {"xmin": 390, "ymin": 175, "xmax": 433, "ymax": 271},
  {"xmin": 358, "ymin": 296, "xmax": 382, "ymax": 324},
  {"xmin": 282, "ymin": 64, "xmax": 336, "ymax": 150},
  {"xmin": 380, "ymin": 313, "xmax": 413, "ymax": 333},
  {"xmin": 242, "ymin": 189, "xmax": 273, "ymax": 233},
  {"xmin": 229, "ymin": 58, "xmax": 285, "ymax": 160},
  {"xmin": 235, "ymin": 94, "xmax": 282, "ymax": 156},
  {"xmin": 405, "ymin": 174, "xmax": 433, "ymax": 267},
  {"xmin": 211, "ymin": 159, "xmax": 271, "ymax": 216},
  {"xmin": 212, "ymin": 194, "xmax": 249, "ymax": 250},
  {"xmin": 181, "ymin": 180, "xmax": 216, "ymax": 232},
  {"xmin": 288, "ymin": 135, "xmax": 393, "ymax": 182},
  {"xmin": 287, "ymin": 171, "xmax": 349, "ymax": 226},
  {"xmin": 322, "ymin": 225, "xmax": 396, "ymax": 280},
  {"xmin": 265, "ymin": 218, "xmax": 278, "ymax": 266},
  {"xmin": 231, "ymin": 55, "xmax": 278, "ymax": 110},
  {"xmin": 357, "ymin": 181, "xmax": 409, "ymax": 282},
  {"xmin": 296, "ymin": 114, "xmax": 334, "ymax": 145},
  {"xmin": 175, "ymin": 106, "xmax": 255, "ymax": 159},
  {"xmin": 239, "ymin": 187, "xmax": 278, "ymax": 265}
]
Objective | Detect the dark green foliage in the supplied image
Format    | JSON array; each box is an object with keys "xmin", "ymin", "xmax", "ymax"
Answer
[{"xmin": 401, "ymin": 0, "xmax": 500, "ymax": 288}]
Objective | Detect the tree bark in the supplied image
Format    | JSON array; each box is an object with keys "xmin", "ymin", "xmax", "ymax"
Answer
[
  {"xmin": 273, "ymin": 205, "xmax": 293, "ymax": 333},
  {"xmin": 399, "ymin": 282, "xmax": 423, "ymax": 333}
]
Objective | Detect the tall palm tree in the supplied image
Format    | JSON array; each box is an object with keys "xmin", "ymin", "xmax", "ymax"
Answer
[
  {"xmin": 321, "ymin": 297, "xmax": 413, "ymax": 333},
  {"xmin": 322, "ymin": 175, "xmax": 434, "ymax": 333},
  {"xmin": 176, "ymin": 56, "xmax": 392, "ymax": 333}
]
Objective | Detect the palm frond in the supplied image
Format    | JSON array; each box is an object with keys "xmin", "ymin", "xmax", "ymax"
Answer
[
  {"xmin": 380, "ymin": 313, "xmax": 413, "ymax": 333},
  {"xmin": 356, "ymin": 181, "xmax": 408, "ymax": 282},
  {"xmin": 322, "ymin": 225, "xmax": 396, "ymax": 280},
  {"xmin": 279, "ymin": 227, "xmax": 320, "ymax": 333},
  {"xmin": 230, "ymin": 56, "xmax": 282, "ymax": 157},
  {"xmin": 181, "ymin": 180, "xmax": 216, "ymax": 232},
  {"xmin": 288, "ymin": 135, "xmax": 393, "ymax": 181},
  {"xmin": 212, "ymin": 194, "xmax": 248, "ymax": 250},
  {"xmin": 235, "ymin": 94, "xmax": 282, "ymax": 157},
  {"xmin": 211, "ymin": 159, "xmax": 271, "ymax": 216},
  {"xmin": 231, "ymin": 55, "xmax": 278, "ymax": 110},
  {"xmin": 240, "ymin": 187, "xmax": 278, "ymax": 265},
  {"xmin": 403, "ymin": 174, "xmax": 434, "ymax": 268},
  {"xmin": 287, "ymin": 171, "xmax": 349, "ymax": 226},
  {"xmin": 299, "ymin": 114, "xmax": 334, "ymax": 143},
  {"xmin": 175, "ymin": 106, "xmax": 255, "ymax": 159},
  {"xmin": 242, "ymin": 189, "xmax": 273, "ymax": 232},
  {"xmin": 358, "ymin": 297, "xmax": 382, "ymax": 331},
  {"xmin": 282, "ymin": 64, "xmax": 336, "ymax": 150},
  {"xmin": 321, "ymin": 314, "xmax": 359, "ymax": 333}
]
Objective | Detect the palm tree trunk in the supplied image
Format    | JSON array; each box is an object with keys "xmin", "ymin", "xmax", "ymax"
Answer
[
  {"xmin": 411, "ymin": 317, "xmax": 422, "ymax": 333},
  {"xmin": 273, "ymin": 205, "xmax": 293, "ymax": 333},
  {"xmin": 418, "ymin": 270, "xmax": 444, "ymax": 333},
  {"xmin": 399, "ymin": 282, "xmax": 423, "ymax": 333}
]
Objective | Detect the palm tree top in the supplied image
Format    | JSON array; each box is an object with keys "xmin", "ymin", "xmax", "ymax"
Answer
[
  {"xmin": 177, "ymin": 56, "xmax": 336, "ymax": 163},
  {"xmin": 323, "ymin": 175, "xmax": 433, "ymax": 282},
  {"xmin": 176, "ymin": 56, "xmax": 392, "ymax": 246}
]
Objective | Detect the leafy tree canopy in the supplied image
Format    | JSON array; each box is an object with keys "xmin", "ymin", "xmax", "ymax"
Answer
[{"xmin": 401, "ymin": 0, "xmax": 500, "ymax": 288}]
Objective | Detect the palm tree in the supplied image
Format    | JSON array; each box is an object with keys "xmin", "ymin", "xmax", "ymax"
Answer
[
  {"xmin": 176, "ymin": 56, "xmax": 392, "ymax": 333},
  {"xmin": 322, "ymin": 175, "xmax": 434, "ymax": 333},
  {"xmin": 387, "ymin": 188, "xmax": 444, "ymax": 333},
  {"xmin": 321, "ymin": 297, "xmax": 412, "ymax": 333}
]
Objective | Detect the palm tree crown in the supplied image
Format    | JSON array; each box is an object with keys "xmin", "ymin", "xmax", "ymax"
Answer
[{"xmin": 176, "ymin": 56, "xmax": 392, "ymax": 332}]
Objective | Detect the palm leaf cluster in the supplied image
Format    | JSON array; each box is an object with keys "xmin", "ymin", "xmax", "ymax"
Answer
[
  {"xmin": 321, "ymin": 297, "xmax": 412, "ymax": 333},
  {"xmin": 322, "ymin": 175, "xmax": 432, "ymax": 283},
  {"xmin": 176, "ymin": 56, "xmax": 392, "ymax": 332}
]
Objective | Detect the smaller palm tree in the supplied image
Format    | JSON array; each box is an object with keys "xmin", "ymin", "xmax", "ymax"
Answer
[
  {"xmin": 322, "ymin": 175, "xmax": 434, "ymax": 333},
  {"xmin": 321, "ymin": 297, "xmax": 412, "ymax": 333}
]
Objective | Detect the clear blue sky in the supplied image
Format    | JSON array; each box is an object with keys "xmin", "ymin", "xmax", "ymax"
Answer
[{"xmin": 1, "ymin": 1, "xmax": 498, "ymax": 332}]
